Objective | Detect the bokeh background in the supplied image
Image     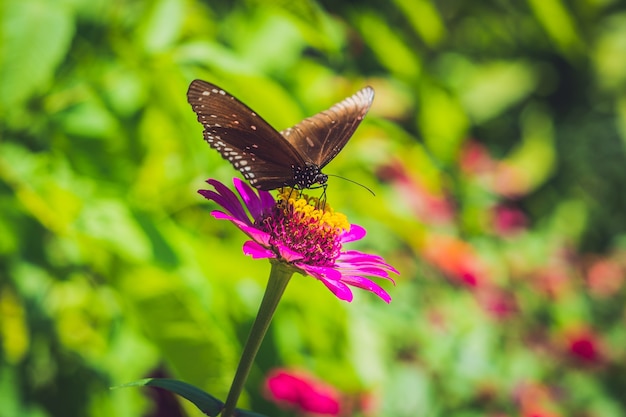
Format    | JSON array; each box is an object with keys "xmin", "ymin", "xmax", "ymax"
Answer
[{"xmin": 2, "ymin": 0, "xmax": 626, "ymax": 416}]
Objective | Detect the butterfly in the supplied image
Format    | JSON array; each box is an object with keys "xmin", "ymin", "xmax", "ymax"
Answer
[{"xmin": 187, "ymin": 79, "xmax": 374, "ymax": 191}]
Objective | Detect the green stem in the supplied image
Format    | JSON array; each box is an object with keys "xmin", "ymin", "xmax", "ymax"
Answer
[{"xmin": 221, "ymin": 261, "xmax": 294, "ymax": 417}]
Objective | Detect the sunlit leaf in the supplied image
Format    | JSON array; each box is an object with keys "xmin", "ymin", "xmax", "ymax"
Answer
[
  {"xmin": 527, "ymin": 0, "xmax": 585, "ymax": 58},
  {"xmin": 418, "ymin": 83, "xmax": 469, "ymax": 164},
  {"xmin": 0, "ymin": 0, "xmax": 73, "ymax": 110}
]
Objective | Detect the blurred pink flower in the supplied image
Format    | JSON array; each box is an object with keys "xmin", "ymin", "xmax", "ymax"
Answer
[
  {"xmin": 474, "ymin": 287, "xmax": 518, "ymax": 319},
  {"xmin": 264, "ymin": 369, "xmax": 341, "ymax": 416},
  {"xmin": 491, "ymin": 204, "xmax": 527, "ymax": 236},
  {"xmin": 586, "ymin": 257, "xmax": 624, "ymax": 298},
  {"xmin": 530, "ymin": 264, "xmax": 572, "ymax": 299},
  {"xmin": 459, "ymin": 140, "xmax": 496, "ymax": 175},
  {"xmin": 516, "ymin": 383, "xmax": 562, "ymax": 417},
  {"xmin": 459, "ymin": 141, "xmax": 532, "ymax": 198},
  {"xmin": 492, "ymin": 162, "xmax": 529, "ymax": 198},
  {"xmin": 199, "ymin": 178, "xmax": 397, "ymax": 302},
  {"xmin": 422, "ymin": 234, "xmax": 487, "ymax": 287},
  {"xmin": 377, "ymin": 160, "xmax": 455, "ymax": 225}
]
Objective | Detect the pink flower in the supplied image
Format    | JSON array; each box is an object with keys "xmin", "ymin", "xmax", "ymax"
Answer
[
  {"xmin": 459, "ymin": 140, "xmax": 496, "ymax": 175},
  {"xmin": 198, "ymin": 178, "xmax": 397, "ymax": 303},
  {"xmin": 474, "ymin": 287, "xmax": 518, "ymax": 319},
  {"xmin": 491, "ymin": 204, "xmax": 527, "ymax": 236},
  {"xmin": 422, "ymin": 234, "xmax": 487, "ymax": 287},
  {"xmin": 515, "ymin": 383, "xmax": 563, "ymax": 417},
  {"xmin": 377, "ymin": 160, "xmax": 455, "ymax": 225},
  {"xmin": 586, "ymin": 257, "xmax": 624, "ymax": 298},
  {"xmin": 264, "ymin": 369, "xmax": 341, "ymax": 416}
]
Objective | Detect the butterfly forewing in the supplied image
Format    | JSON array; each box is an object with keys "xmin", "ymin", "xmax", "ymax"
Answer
[
  {"xmin": 280, "ymin": 86, "xmax": 374, "ymax": 168},
  {"xmin": 187, "ymin": 80, "xmax": 307, "ymax": 190}
]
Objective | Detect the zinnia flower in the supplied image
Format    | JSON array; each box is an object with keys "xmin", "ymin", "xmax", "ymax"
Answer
[
  {"xmin": 264, "ymin": 368, "xmax": 341, "ymax": 416},
  {"xmin": 198, "ymin": 178, "xmax": 397, "ymax": 302}
]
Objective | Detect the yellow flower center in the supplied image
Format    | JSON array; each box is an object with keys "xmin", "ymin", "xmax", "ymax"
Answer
[
  {"xmin": 253, "ymin": 188, "xmax": 351, "ymax": 267},
  {"xmin": 277, "ymin": 188, "xmax": 350, "ymax": 233}
]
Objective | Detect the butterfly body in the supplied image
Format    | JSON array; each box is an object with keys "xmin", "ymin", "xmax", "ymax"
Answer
[{"xmin": 187, "ymin": 80, "xmax": 374, "ymax": 190}]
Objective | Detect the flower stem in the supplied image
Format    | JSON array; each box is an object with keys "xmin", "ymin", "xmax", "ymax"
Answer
[{"xmin": 221, "ymin": 261, "xmax": 294, "ymax": 417}]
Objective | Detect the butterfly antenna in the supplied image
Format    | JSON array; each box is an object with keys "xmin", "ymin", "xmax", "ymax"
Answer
[{"xmin": 327, "ymin": 174, "xmax": 376, "ymax": 196}]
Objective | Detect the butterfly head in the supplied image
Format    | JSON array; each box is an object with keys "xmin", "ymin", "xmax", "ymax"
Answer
[{"xmin": 292, "ymin": 163, "xmax": 328, "ymax": 190}]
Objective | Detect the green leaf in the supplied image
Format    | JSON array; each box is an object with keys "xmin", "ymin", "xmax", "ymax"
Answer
[
  {"xmin": 0, "ymin": 0, "xmax": 74, "ymax": 110},
  {"xmin": 114, "ymin": 378, "xmax": 224, "ymax": 416},
  {"xmin": 234, "ymin": 409, "xmax": 270, "ymax": 417}
]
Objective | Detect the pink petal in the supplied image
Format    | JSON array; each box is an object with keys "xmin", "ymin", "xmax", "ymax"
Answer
[
  {"xmin": 301, "ymin": 265, "xmax": 342, "ymax": 281},
  {"xmin": 199, "ymin": 189, "xmax": 249, "ymax": 224},
  {"xmin": 340, "ymin": 275, "xmax": 392, "ymax": 303},
  {"xmin": 238, "ymin": 224, "xmax": 272, "ymax": 246},
  {"xmin": 259, "ymin": 188, "xmax": 276, "ymax": 210},
  {"xmin": 276, "ymin": 245, "xmax": 305, "ymax": 262},
  {"xmin": 341, "ymin": 224, "xmax": 366, "ymax": 243},
  {"xmin": 233, "ymin": 178, "xmax": 274, "ymax": 220},
  {"xmin": 301, "ymin": 265, "xmax": 354, "ymax": 302},
  {"xmin": 318, "ymin": 278, "xmax": 354, "ymax": 302},
  {"xmin": 335, "ymin": 263, "xmax": 397, "ymax": 283},
  {"xmin": 199, "ymin": 180, "xmax": 250, "ymax": 224},
  {"xmin": 338, "ymin": 251, "xmax": 400, "ymax": 275},
  {"xmin": 243, "ymin": 241, "xmax": 276, "ymax": 259},
  {"xmin": 211, "ymin": 211, "xmax": 272, "ymax": 245}
]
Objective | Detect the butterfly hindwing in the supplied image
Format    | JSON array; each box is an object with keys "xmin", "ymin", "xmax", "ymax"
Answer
[
  {"xmin": 187, "ymin": 79, "xmax": 307, "ymax": 190},
  {"xmin": 280, "ymin": 86, "xmax": 374, "ymax": 168}
]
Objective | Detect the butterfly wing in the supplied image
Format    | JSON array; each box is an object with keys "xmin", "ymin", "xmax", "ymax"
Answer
[
  {"xmin": 187, "ymin": 79, "xmax": 307, "ymax": 190},
  {"xmin": 280, "ymin": 86, "xmax": 374, "ymax": 168}
]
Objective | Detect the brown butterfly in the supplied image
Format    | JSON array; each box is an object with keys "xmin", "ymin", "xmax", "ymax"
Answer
[{"xmin": 187, "ymin": 80, "xmax": 374, "ymax": 190}]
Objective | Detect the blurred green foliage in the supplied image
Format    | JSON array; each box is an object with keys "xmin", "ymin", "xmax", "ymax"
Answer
[{"xmin": 1, "ymin": 0, "xmax": 626, "ymax": 416}]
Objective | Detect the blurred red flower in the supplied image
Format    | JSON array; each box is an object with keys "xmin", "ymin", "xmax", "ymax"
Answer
[
  {"xmin": 564, "ymin": 327, "xmax": 603, "ymax": 364},
  {"xmin": 264, "ymin": 368, "xmax": 341, "ymax": 416}
]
